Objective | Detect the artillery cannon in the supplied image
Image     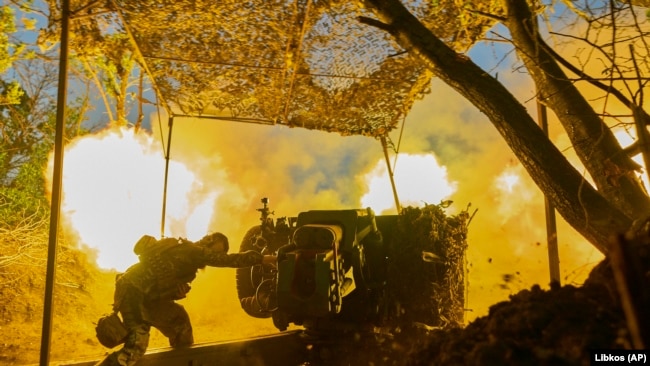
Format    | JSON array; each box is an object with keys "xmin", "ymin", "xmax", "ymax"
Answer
[
  {"xmin": 61, "ymin": 198, "xmax": 468, "ymax": 366},
  {"xmin": 237, "ymin": 198, "xmax": 469, "ymax": 347}
]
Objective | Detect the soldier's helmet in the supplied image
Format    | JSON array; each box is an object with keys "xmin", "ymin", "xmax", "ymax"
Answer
[{"xmin": 198, "ymin": 232, "xmax": 229, "ymax": 253}]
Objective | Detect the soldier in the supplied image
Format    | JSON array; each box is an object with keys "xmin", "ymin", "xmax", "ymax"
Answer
[{"xmin": 95, "ymin": 232, "xmax": 276, "ymax": 366}]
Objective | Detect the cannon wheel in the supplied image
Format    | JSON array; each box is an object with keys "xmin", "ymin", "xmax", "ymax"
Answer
[{"xmin": 236, "ymin": 225, "xmax": 272, "ymax": 318}]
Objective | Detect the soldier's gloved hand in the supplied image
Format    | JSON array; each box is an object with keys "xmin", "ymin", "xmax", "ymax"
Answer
[
  {"xmin": 175, "ymin": 283, "xmax": 191, "ymax": 299},
  {"xmin": 262, "ymin": 255, "xmax": 277, "ymax": 268}
]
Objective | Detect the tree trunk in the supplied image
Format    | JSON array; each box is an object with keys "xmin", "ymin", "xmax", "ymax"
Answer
[
  {"xmin": 504, "ymin": 0, "xmax": 650, "ymax": 220},
  {"xmin": 361, "ymin": 0, "xmax": 633, "ymax": 253}
]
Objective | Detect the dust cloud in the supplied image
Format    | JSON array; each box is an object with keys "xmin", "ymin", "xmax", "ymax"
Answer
[
  {"xmin": 395, "ymin": 78, "xmax": 603, "ymax": 322},
  {"xmin": 147, "ymin": 76, "xmax": 603, "ymax": 329},
  {"xmin": 50, "ymin": 73, "xmax": 606, "ymax": 346}
]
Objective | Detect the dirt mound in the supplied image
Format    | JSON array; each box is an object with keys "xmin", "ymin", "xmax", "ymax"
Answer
[
  {"xmin": 404, "ymin": 282, "xmax": 625, "ymax": 365},
  {"xmin": 295, "ymin": 248, "xmax": 645, "ymax": 366},
  {"xmin": 401, "ymin": 235, "xmax": 649, "ymax": 366},
  {"xmin": 2, "ymin": 211, "xmax": 647, "ymax": 365}
]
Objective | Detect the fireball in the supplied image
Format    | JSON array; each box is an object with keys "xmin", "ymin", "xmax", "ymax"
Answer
[{"xmin": 48, "ymin": 126, "xmax": 217, "ymax": 271}]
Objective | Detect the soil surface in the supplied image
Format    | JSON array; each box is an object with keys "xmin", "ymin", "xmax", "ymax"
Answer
[
  {"xmin": 1, "ymin": 237, "xmax": 647, "ymax": 366},
  {"xmin": 397, "ymin": 236, "xmax": 649, "ymax": 366}
]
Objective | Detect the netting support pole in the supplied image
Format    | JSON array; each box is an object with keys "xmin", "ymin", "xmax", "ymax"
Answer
[
  {"xmin": 537, "ymin": 100, "xmax": 560, "ymax": 286},
  {"xmin": 161, "ymin": 116, "xmax": 174, "ymax": 238},
  {"xmin": 380, "ymin": 135, "xmax": 401, "ymax": 214},
  {"xmin": 40, "ymin": 0, "xmax": 70, "ymax": 364}
]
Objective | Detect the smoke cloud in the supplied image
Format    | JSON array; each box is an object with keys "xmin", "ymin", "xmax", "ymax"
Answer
[{"xmin": 51, "ymin": 46, "xmax": 607, "ymax": 346}]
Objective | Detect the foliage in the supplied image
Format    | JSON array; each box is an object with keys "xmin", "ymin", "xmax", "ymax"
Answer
[
  {"xmin": 361, "ymin": 0, "xmax": 650, "ymax": 252},
  {"xmin": 0, "ymin": 208, "xmax": 118, "ymax": 364},
  {"xmin": 38, "ymin": 0, "xmax": 500, "ymax": 137},
  {"xmin": 1, "ymin": 6, "xmax": 19, "ymax": 72},
  {"xmin": 94, "ymin": 33, "xmax": 136, "ymax": 125},
  {"xmin": 40, "ymin": 0, "xmax": 143, "ymax": 127},
  {"xmin": 0, "ymin": 5, "xmax": 25, "ymax": 106},
  {"xmin": 0, "ymin": 3, "xmax": 87, "ymax": 218},
  {"xmin": 1, "ymin": 1, "xmax": 91, "ymax": 223},
  {"xmin": 38, "ymin": 0, "xmax": 650, "ymax": 253},
  {"xmin": 0, "ymin": 79, "xmax": 88, "ymax": 227},
  {"xmin": 387, "ymin": 203, "xmax": 470, "ymax": 329},
  {"xmin": 0, "ymin": 4, "xmax": 141, "ymax": 364}
]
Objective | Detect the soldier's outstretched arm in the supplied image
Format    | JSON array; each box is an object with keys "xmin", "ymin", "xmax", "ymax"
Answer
[
  {"xmin": 261, "ymin": 255, "xmax": 277, "ymax": 267},
  {"xmin": 202, "ymin": 248, "xmax": 266, "ymax": 268}
]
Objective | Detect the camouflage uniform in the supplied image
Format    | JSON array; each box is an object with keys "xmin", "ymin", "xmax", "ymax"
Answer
[{"xmin": 96, "ymin": 236, "xmax": 263, "ymax": 366}]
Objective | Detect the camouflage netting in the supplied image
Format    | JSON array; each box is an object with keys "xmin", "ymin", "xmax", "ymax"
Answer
[
  {"xmin": 386, "ymin": 204, "xmax": 470, "ymax": 329},
  {"xmin": 99, "ymin": 0, "xmax": 498, "ymax": 137}
]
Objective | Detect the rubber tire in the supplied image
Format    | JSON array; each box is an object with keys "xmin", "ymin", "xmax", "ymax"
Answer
[{"xmin": 236, "ymin": 225, "xmax": 272, "ymax": 318}]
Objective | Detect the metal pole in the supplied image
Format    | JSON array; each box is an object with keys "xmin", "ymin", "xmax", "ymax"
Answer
[
  {"xmin": 628, "ymin": 44, "xmax": 650, "ymax": 186},
  {"xmin": 40, "ymin": 0, "xmax": 70, "ymax": 363},
  {"xmin": 537, "ymin": 100, "xmax": 561, "ymax": 286},
  {"xmin": 632, "ymin": 106, "xmax": 650, "ymax": 186},
  {"xmin": 160, "ymin": 116, "xmax": 174, "ymax": 238},
  {"xmin": 380, "ymin": 135, "xmax": 401, "ymax": 214}
]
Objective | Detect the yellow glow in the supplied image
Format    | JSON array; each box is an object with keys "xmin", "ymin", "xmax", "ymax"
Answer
[
  {"xmin": 492, "ymin": 166, "xmax": 539, "ymax": 228},
  {"xmin": 496, "ymin": 171, "xmax": 519, "ymax": 193},
  {"xmin": 48, "ymin": 126, "xmax": 217, "ymax": 271},
  {"xmin": 360, "ymin": 153, "xmax": 457, "ymax": 213},
  {"xmin": 614, "ymin": 129, "xmax": 649, "ymax": 191}
]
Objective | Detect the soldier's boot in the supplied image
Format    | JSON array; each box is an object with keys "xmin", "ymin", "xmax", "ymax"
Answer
[{"xmin": 94, "ymin": 353, "xmax": 120, "ymax": 366}]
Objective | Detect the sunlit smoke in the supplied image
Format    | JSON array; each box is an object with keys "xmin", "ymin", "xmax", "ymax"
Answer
[
  {"xmin": 48, "ymin": 126, "xmax": 218, "ymax": 271},
  {"xmin": 496, "ymin": 171, "xmax": 519, "ymax": 193},
  {"xmin": 360, "ymin": 153, "xmax": 457, "ymax": 213},
  {"xmin": 614, "ymin": 129, "xmax": 649, "ymax": 191},
  {"xmin": 493, "ymin": 166, "xmax": 539, "ymax": 225}
]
